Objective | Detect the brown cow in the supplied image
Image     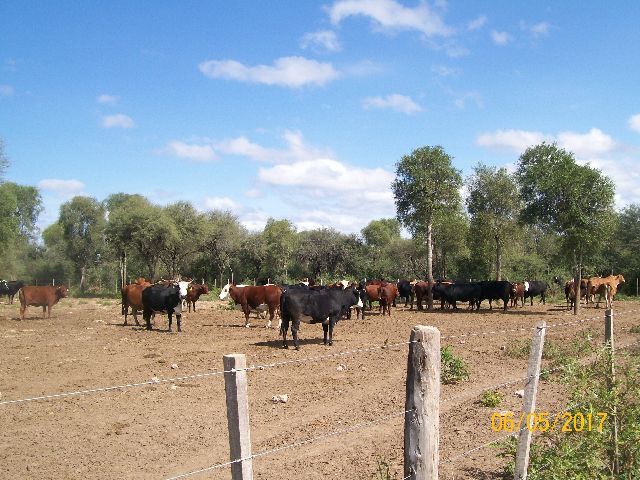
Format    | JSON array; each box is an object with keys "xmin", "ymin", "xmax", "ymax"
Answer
[
  {"xmin": 510, "ymin": 283, "xmax": 525, "ymax": 307},
  {"xmin": 591, "ymin": 274, "xmax": 625, "ymax": 308},
  {"xmin": 379, "ymin": 283, "xmax": 398, "ymax": 316},
  {"xmin": 121, "ymin": 278, "xmax": 152, "ymax": 326},
  {"xmin": 219, "ymin": 283, "xmax": 281, "ymax": 328},
  {"xmin": 18, "ymin": 285, "xmax": 68, "ymax": 320},
  {"xmin": 185, "ymin": 283, "xmax": 210, "ymax": 312},
  {"xmin": 364, "ymin": 283, "xmax": 382, "ymax": 313}
]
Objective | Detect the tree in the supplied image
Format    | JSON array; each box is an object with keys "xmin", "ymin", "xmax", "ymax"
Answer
[
  {"xmin": 262, "ymin": 218, "xmax": 297, "ymax": 282},
  {"xmin": 295, "ymin": 228, "xmax": 351, "ymax": 280},
  {"xmin": 159, "ymin": 202, "xmax": 206, "ymax": 278},
  {"xmin": 466, "ymin": 164, "xmax": 521, "ymax": 280},
  {"xmin": 392, "ymin": 146, "xmax": 462, "ymax": 308},
  {"xmin": 361, "ymin": 218, "xmax": 401, "ymax": 248},
  {"xmin": 200, "ymin": 211, "xmax": 246, "ymax": 285},
  {"xmin": 58, "ymin": 196, "xmax": 106, "ymax": 293},
  {"xmin": 516, "ymin": 142, "xmax": 616, "ymax": 313}
]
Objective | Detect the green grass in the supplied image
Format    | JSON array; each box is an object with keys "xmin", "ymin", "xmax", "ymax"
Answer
[
  {"xmin": 479, "ymin": 390, "xmax": 503, "ymax": 408},
  {"xmin": 441, "ymin": 345, "xmax": 470, "ymax": 384}
]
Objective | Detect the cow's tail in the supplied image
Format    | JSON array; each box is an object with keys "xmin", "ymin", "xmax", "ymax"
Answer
[
  {"xmin": 121, "ymin": 288, "xmax": 127, "ymax": 315},
  {"xmin": 279, "ymin": 292, "xmax": 289, "ymax": 336}
]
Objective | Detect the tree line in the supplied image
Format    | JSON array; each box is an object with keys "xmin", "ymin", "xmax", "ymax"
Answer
[{"xmin": 1, "ymin": 140, "xmax": 638, "ymax": 297}]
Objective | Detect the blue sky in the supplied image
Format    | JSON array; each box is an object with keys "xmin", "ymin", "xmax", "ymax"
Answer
[{"xmin": 2, "ymin": 1, "xmax": 640, "ymax": 234}]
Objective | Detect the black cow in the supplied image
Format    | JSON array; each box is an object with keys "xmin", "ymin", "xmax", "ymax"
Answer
[
  {"xmin": 479, "ymin": 281, "xmax": 511, "ymax": 311},
  {"xmin": 141, "ymin": 280, "xmax": 190, "ymax": 332},
  {"xmin": 0, "ymin": 280, "xmax": 24, "ymax": 304},
  {"xmin": 522, "ymin": 280, "xmax": 548, "ymax": 305},
  {"xmin": 396, "ymin": 280, "xmax": 415, "ymax": 308},
  {"xmin": 279, "ymin": 286, "xmax": 363, "ymax": 349},
  {"xmin": 433, "ymin": 282, "xmax": 481, "ymax": 311}
]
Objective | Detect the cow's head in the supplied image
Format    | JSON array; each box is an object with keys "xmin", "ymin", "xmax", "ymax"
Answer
[
  {"xmin": 219, "ymin": 283, "xmax": 231, "ymax": 300},
  {"xmin": 57, "ymin": 286, "xmax": 69, "ymax": 298},
  {"xmin": 201, "ymin": 284, "xmax": 210, "ymax": 294},
  {"xmin": 176, "ymin": 280, "xmax": 191, "ymax": 300}
]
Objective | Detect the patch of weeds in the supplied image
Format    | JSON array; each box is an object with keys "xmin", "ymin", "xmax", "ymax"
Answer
[
  {"xmin": 479, "ymin": 390, "xmax": 502, "ymax": 408},
  {"xmin": 630, "ymin": 325, "xmax": 640, "ymax": 334},
  {"xmin": 77, "ymin": 299, "xmax": 89, "ymax": 305},
  {"xmin": 441, "ymin": 345, "xmax": 470, "ymax": 384},
  {"xmin": 372, "ymin": 459, "xmax": 397, "ymax": 480}
]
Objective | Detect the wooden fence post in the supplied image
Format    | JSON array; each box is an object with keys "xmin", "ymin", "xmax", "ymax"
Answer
[
  {"xmin": 404, "ymin": 325, "xmax": 440, "ymax": 480},
  {"xmin": 223, "ymin": 354, "xmax": 253, "ymax": 480},
  {"xmin": 514, "ymin": 320, "xmax": 546, "ymax": 480},
  {"xmin": 605, "ymin": 308, "xmax": 620, "ymax": 474}
]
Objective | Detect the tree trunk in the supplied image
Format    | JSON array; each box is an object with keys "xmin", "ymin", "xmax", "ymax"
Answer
[
  {"xmin": 426, "ymin": 222, "xmax": 434, "ymax": 310},
  {"xmin": 495, "ymin": 235, "xmax": 502, "ymax": 281},
  {"xmin": 574, "ymin": 252, "xmax": 582, "ymax": 315},
  {"xmin": 80, "ymin": 265, "xmax": 86, "ymax": 294}
]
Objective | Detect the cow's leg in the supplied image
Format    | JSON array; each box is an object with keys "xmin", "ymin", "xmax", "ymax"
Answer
[
  {"xmin": 177, "ymin": 314, "xmax": 182, "ymax": 332},
  {"xmin": 133, "ymin": 309, "xmax": 141, "ymax": 326},
  {"xmin": 243, "ymin": 304, "xmax": 251, "ymax": 327},
  {"xmin": 280, "ymin": 318, "xmax": 289, "ymax": 349},
  {"xmin": 144, "ymin": 309, "xmax": 153, "ymax": 330},
  {"xmin": 168, "ymin": 312, "xmax": 173, "ymax": 332},
  {"xmin": 327, "ymin": 319, "xmax": 336, "ymax": 346},
  {"xmin": 42, "ymin": 306, "xmax": 47, "ymax": 318},
  {"xmin": 323, "ymin": 323, "xmax": 329, "ymax": 345},
  {"xmin": 292, "ymin": 319, "xmax": 300, "ymax": 350},
  {"xmin": 20, "ymin": 304, "xmax": 26, "ymax": 320}
]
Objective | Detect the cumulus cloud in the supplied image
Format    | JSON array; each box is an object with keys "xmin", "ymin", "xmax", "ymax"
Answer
[
  {"xmin": 520, "ymin": 21, "xmax": 551, "ymax": 38},
  {"xmin": 300, "ymin": 30, "xmax": 342, "ymax": 53},
  {"xmin": 203, "ymin": 196, "xmax": 242, "ymax": 213},
  {"xmin": 164, "ymin": 140, "xmax": 217, "ymax": 162},
  {"xmin": 0, "ymin": 84, "xmax": 14, "ymax": 96},
  {"xmin": 328, "ymin": 0, "xmax": 453, "ymax": 37},
  {"xmin": 362, "ymin": 93, "xmax": 423, "ymax": 114},
  {"xmin": 198, "ymin": 56, "xmax": 340, "ymax": 88},
  {"xmin": 476, "ymin": 129, "xmax": 549, "ymax": 152},
  {"xmin": 216, "ymin": 130, "xmax": 332, "ymax": 164},
  {"xmin": 491, "ymin": 30, "xmax": 512, "ymax": 45},
  {"xmin": 97, "ymin": 94, "xmax": 118, "ymax": 105},
  {"xmin": 38, "ymin": 179, "xmax": 85, "ymax": 195},
  {"xmin": 102, "ymin": 114, "xmax": 134, "ymax": 128},
  {"xmin": 628, "ymin": 114, "xmax": 640, "ymax": 133},
  {"xmin": 556, "ymin": 128, "xmax": 616, "ymax": 158},
  {"xmin": 467, "ymin": 15, "xmax": 487, "ymax": 31}
]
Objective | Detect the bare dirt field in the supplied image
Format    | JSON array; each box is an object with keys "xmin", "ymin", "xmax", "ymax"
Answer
[{"xmin": 1, "ymin": 296, "xmax": 639, "ymax": 480}]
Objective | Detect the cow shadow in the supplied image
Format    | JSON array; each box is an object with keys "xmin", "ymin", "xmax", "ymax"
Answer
[{"xmin": 254, "ymin": 338, "xmax": 333, "ymax": 349}]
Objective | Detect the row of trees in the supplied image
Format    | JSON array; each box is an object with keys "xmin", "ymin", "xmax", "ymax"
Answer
[{"xmin": 1, "ymin": 140, "xmax": 636, "ymax": 304}]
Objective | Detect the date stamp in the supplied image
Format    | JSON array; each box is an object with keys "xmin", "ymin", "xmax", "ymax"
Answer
[{"xmin": 491, "ymin": 411, "xmax": 608, "ymax": 433}]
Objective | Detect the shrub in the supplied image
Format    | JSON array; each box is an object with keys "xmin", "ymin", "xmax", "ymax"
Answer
[
  {"xmin": 372, "ymin": 459, "xmax": 397, "ymax": 480},
  {"xmin": 441, "ymin": 345, "xmax": 470, "ymax": 384},
  {"xmin": 480, "ymin": 390, "xmax": 502, "ymax": 408}
]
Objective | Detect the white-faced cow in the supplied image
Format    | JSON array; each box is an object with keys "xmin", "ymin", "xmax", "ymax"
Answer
[
  {"xmin": 142, "ymin": 280, "xmax": 191, "ymax": 332},
  {"xmin": 219, "ymin": 283, "xmax": 281, "ymax": 328}
]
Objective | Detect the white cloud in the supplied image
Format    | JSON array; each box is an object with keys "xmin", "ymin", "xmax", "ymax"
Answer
[
  {"xmin": 38, "ymin": 179, "xmax": 85, "ymax": 195},
  {"xmin": 328, "ymin": 0, "xmax": 453, "ymax": 37},
  {"xmin": 217, "ymin": 130, "xmax": 332, "ymax": 164},
  {"xmin": 362, "ymin": 93, "xmax": 423, "ymax": 114},
  {"xmin": 556, "ymin": 128, "xmax": 616, "ymax": 157},
  {"xmin": 476, "ymin": 129, "xmax": 549, "ymax": 152},
  {"xmin": 491, "ymin": 30, "xmax": 512, "ymax": 45},
  {"xmin": 198, "ymin": 56, "xmax": 339, "ymax": 88},
  {"xmin": 467, "ymin": 15, "xmax": 487, "ymax": 31},
  {"xmin": 203, "ymin": 196, "xmax": 242, "ymax": 213},
  {"xmin": 0, "ymin": 84, "xmax": 14, "ymax": 96},
  {"xmin": 520, "ymin": 21, "xmax": 550, "ymax": 38},
  {"xmin": 102, "ymin": 114, "xmax": 134, "ymax": 128},
  {"xmin": 97, "ymin": 94, "xmax": 118, "ymax": 105},
  {"xmin": 628, "ymin": 114, "xmax": 640, "ymax": 133},
  {"xmin": 300, "ymin": 30, "xmax": 342, "ymax": 53},
  {"xmin": 165, "ymin": 140, "xmax": 217, "ymax": 162}
]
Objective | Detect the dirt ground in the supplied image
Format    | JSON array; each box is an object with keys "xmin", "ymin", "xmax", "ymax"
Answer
[{"xmin": 1, "ymin": 295, "xmax": 639, "ymax": 480}]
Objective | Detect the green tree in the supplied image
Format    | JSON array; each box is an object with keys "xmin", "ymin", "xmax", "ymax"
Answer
[
  {"xmin": 393, "ymin": 146, "xmax": 462, "ymax": 307},
  {"xmin": 516, "ymin": 143, "xmax": 616, "ymax": 313},
  {"xmin": 361, "ymin": 218, "xmax": 401, "ymax": 248},
  {"xmin": 432, "ymin": 209, "xmax": 469, "ymax": 280},
  {"xmin": 263, "ymin": 218, "xmax": 297, "ymax": 282},
  {"xmin": 58, "ymin": 196, "xmax": 106, "ymax": 293},
  {"xmin": 200, "ymin": 211, "xmax": 246, "ymax": 285},
  {"xmin": 296, "ymin": 228, "xmax": 351, "ymax": 280},
  {"xmin": 159, "ymin": 202, "xmax": 206, "ymax": 278},
  {"xmin": 466, "ymin": 164, "xmax": 521, "ymax": 280}
]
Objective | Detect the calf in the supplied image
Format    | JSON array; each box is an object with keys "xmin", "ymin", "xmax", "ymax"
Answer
[
  {"xmin": 219, "ymin": 283, "xmax": 281, "ymax": 328},
  {"xmin": 18, "ymin": 285, "xmax": 68, "ymax": 320},
  {"xmin": 185, "ymin": 283, "xmax": 209, "ymax": 312},
  {"xmin": 142, "ymin": 280, "xmax": 190, "ymax": 332},
  {"xmin": 279, "ymin": 286, "xmax": 363, "ymax": 349},
  {"xmin": 510, "ymin": 283, "xmax": 525, "ymax": 307},
  {"xmin": 0, "ymin": 280, "xmax": 25, "ymax": 304}
]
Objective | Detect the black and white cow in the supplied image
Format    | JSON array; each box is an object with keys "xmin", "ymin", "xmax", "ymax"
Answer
[
  {"xmin": 141, "ymin": 280, "xmax": 191, "ymax": 332},
  {"xmin": 0, "ymin": 280, "xmax": 25, "ymax": 304},
  {"xmin": 279, "ymin": 286, "xmax": 363, "ymax": 349},
  {"xmin": 522, "ymin": 280, "xmax": 548, "ymax": 305}
]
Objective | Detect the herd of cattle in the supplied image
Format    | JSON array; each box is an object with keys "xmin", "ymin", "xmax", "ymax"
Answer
[{"xmin": 0, "ymin": 273, "xmax": 626, "ymax": 350}]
